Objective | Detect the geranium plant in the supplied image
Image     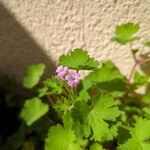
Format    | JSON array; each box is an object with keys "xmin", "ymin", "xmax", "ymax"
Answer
[{"xmin": 8, "ymin": 22, "xmax": 150, "ymax": 150}]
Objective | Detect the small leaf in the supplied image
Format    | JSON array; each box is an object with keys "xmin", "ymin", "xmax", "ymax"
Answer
[
  {"xmin": 45, "ymin": 125, "xmax": 84, "ymax": 150},
  {"xmin": 59, "ymin": 49, "xmax": 100, "ymax": 70},
  {"xmin": 144, "ymin": 41, "xmax": 150, "ymax": 47},
  {"xmin": 21, "ymin": 97, "xmax": 49, "ymax": 126},
  {"xmin": 53, "ymin": 99, "xmax": 69, "ymax": 114},
  {"xmin": 132, "ymin": 49, "xmax": 139, "ymax": 55},
  {"xmin": 133, "ymin": 71, "xmax": 149, "ymax": 88},
  {"xmin": 23, "ymin": 63, "xmax": 45, "ymax": 89},
  {"xmin": 112, "ymin": 22, "xmax": 140, "ymax": 44},
  {"xmin": 143, "ymin": 92, "xmax": 150, "ymax": 104},
  {"xmin": 38, "ymin": 77, "xmax": 62, "ymax": 97},
  {"xmin": 90, "ymin": 143, "xmax": 105, "ymax": 150}
]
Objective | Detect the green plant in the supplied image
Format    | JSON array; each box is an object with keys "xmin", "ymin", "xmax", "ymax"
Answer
[{"xmin": 6, "ymin": 22, "xmax": 150, "ymax": 150}]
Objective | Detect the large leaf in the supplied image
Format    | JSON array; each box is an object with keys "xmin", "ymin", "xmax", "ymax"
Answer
[
  {"xmin": 59, "ymin": 49, "xmax": 100, "ymax": 70},
  {"xmin": 71, "ymin": 101, "xmax": 91, "ymax": 138},
  {"xmin": 94, "ymin": 79, "xmax": 127, "ymax": 97},
  {"xmin": 112, "ymin": 22, "xmax": 140, "ymax": 44},
  {"xmin": 21, "ymin": 97, "xmax": 49, "ymax": 126},
  {"xmin": 84, "ymin": 61, "xmax": 126, "ymax": 97},
  {"xmin": 85, "ymin": 61, "xmax": 124, "ymax": 82},
  {"xmin": 23, "ymin": 63, "xmax": 45, "ymax": 89},
  {"xmin": 45, "ymin": 125, "xmax": 84, "ymax": 150},
  {"xmin": 88, "ymin": 95, "xmax": 121, "ymax": 141},
  {"xmin": 118, "ymin": 118, "xmax": 150, "ymax": 150}
]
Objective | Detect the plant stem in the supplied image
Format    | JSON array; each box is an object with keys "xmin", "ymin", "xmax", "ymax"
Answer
[
  {"xmin": 47, "ymin": 95, "xmax": 54, "ymax": 105},
  {"xmin": 128, "ymin": 56, "xmax": 150, "ymax": 82},
  {"xmin": 128, "ymin": 62, "xmax": 138, "ymax": 82},
  {"xmin": 128, "ymin": 43, "xmax": 150, "ymax": 82},
  {"xmin": 130, "ymin": 43, "xmax": 137, "ymax": 62}
]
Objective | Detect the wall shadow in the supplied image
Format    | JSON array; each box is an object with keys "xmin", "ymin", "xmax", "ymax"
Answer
[{"xmin": 0, "ymin": 2, "xmax": 55, "ymax": 82}]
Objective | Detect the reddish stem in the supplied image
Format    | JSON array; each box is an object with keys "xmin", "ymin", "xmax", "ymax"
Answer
[
  {"xmin": 128, "ymin": 62, "xmax": 138, "ymax": 82},
  {"xmin": 128, "ymin": 43, "xmax": 150, "ymax": 82},
  {"xmin": 128, "ymin": 57, "xmax": 150, "ymax": 82}
]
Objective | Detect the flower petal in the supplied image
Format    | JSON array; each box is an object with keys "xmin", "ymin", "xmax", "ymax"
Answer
[{"xmin": 55, "ymin": 65, "xmax": 63, "ymax": 73}]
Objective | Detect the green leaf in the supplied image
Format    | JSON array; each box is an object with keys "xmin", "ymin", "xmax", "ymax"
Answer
[
  {"xmin": 94, "ymin": 79, "xmax": 127, "ymax": 97},
  {"xmin": 53, "ymin": 98, "xmax": 69, "ymax": 114},
  {"xmin": 71, "ymin": 101, "xmax": 91, "ymax": 138},
  {"xmin": 86, "ymin": 61, "xmax": 124, "ymax": 83},
  {"xmin": 45, "ymin": 125, "xmax": 84, "ymax": 150},
  {"xmin": 28, "ymin": 117, "xmax": 50, "ymax": 140},
  {"xmin": 78, "ymin": 89, "xmax": 90, "ymax": 102},
  {"xmin": 53, "ymin": 98, "xmax": 73, "ymax": 128},
  {"xmin": 23, "ymin": 63, "xmax": 45, "ymax": 89},
  {"xmin": 59, "ymin": 49, "xmax": 100, "ymax": 70},
  {"xmin": 88, "ymin": 95, "xmax": 121, "ymax": 141},
  {"xmin": 118, "ymin": 118, "xmax": 150, "ymax": 150},
  {"xmin": 143, "ymin": 107, "xmax": 150, "ymax": 119},
  {"xmin": 90, "ymin": 143, "xmax": 105, "ymax": 150},
  {"xmin": 133, "ymin": 71, "xmax": 149, "ymax": 88},
  {"xmin": 77, "ymin": 79, "xmax": 92, "ymax": 102},
  {"xmin": 85, "ymin": 61, "xmax": 126, "ymax": 97},
  {"xmin": 62, "ymin": 110, "xmax": 74, "ymax": 128},
  {"xmin": 81, "ymin": 78, "xmax": 93, "ymax": 90},
  {"xmin": 21, "ymin": 97, "xmax": 49, "ymax": 126},
  {"xmin": 112, "ymin": 22, "xmax": 140, "ymax": 44},
  {"xmin": 143, "ymin": 92, "xmax": 150, "ymax": 104},
  {"xmin": 144, "ymin": 41, "xmax": 150, "ymax": 47},
  {"xmin": 38, "ymin": 77, "xmax": 62, "ymax": 97},
  {"xmin": 117, "ymin": 126, "xmax": 131, "ymax": 145}
]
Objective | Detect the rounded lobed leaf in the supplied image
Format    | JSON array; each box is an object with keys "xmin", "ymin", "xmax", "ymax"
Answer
[
  {"xmin": 23, "ymin": 63, "xmax": 45, "ymax": 89},
  {"xmin": 21, "ymin": 97, "xmax": 49, "ymax": 126}
]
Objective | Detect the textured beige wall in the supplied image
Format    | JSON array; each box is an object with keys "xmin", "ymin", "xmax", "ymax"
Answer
[{"xmin": 0, "ymin": 0, "xmax": 150, "ymax": 81}]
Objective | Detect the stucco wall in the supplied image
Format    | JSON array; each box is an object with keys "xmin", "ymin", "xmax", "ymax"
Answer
[{"xmin": 0, "ymin": 0, "xmax": 150, "ymax": 81}]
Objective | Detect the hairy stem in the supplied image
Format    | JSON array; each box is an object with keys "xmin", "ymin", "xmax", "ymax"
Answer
[
  {"xmin": 128, "ymin": 62, "xmax": 138, "ymax": 82},
  {"xmin": 128, "ymin": 43, "xmax": 150, "ymax": 82},
  {"xmin": 128, "ymin": 56, "xmax": 150, "ymax": 82}
]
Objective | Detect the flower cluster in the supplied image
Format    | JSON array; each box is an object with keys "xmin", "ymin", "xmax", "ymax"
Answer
[{"xmin": 55, "ymin": 65, "xmax": 80, "ymax": 87}]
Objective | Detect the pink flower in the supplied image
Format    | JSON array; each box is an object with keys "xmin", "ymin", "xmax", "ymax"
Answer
[
  {"xmin": 55, "ymin": 66, "xmax": 80, "ymax": 87},
  {"xmin": 65, "ymin": 71, "xmax": 80, "ymax": 87},
  {"xmin": 55, "ymin": 65, "xmax": 68, "ymax": 78}
]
